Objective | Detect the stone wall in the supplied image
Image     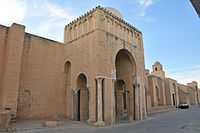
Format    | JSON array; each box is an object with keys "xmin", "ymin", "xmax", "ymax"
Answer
[
  {"xmin": 17, "ymin": 33, "xmax": 65, "ymax": 120},
  {"xmin": 147, "ymin": 75, "xmax": 166, "ymax": 107},
  {"xmin": 188, "ymin": 87, "xmax": 197, "ymax": 105},
  {"xmin": 178, "ymin": 84, "xmax": 190, "ymax": 105},
  {"xmin": 165, "ymin": 78, "xmax": 179, "ymax": 106},
  {"xmin": 0, "ymin": 23, "xmax": 67, "ymax": 120},
  {"xmin": 164, "ymin": 79, "xmax": 172, "ymax": 105},
  {"xmin": 187, "ymin": 82, "xmax": 198, "ymax": 105}
]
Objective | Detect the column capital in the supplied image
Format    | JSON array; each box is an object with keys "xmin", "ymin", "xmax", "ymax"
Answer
[{"xmin": 96, "ymin": 76, "xmax": 105, "ymax": 81}]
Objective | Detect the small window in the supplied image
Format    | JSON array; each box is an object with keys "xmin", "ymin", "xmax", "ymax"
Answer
[
  {"xmin": 155, "ymin": 67, "xmax": 158, "ymax": 71},
  {"xmin": 5, "ymin": 108, "xmax": 11, "ymax": 111}
]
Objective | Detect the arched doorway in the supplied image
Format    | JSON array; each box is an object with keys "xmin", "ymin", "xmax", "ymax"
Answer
[
  {"xmin": 115, "ymin": 49, "xmax": 136, "ymax": 122},
  {"xmin": 74, "ymin": 74, "xmax": 89, "ymax": 121}
]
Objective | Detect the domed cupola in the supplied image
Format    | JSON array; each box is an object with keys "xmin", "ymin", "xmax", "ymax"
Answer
[{"xmin": 105, "ymin": 7, "xmax": 123, "ymax": 19}]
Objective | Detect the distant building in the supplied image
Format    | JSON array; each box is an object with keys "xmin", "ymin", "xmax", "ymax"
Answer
[
  {"xmin": 190, "ymin": 0, "xmax": 200, "ymax": 17},
  {"xmin": 145, "ymin": 61, "xmax": 200, "ymax": 114}
]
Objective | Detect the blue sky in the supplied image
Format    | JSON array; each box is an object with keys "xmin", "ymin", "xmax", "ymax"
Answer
[{"xmin": 0, "ymin": 0, "xmax": 199, "ymax": 85}]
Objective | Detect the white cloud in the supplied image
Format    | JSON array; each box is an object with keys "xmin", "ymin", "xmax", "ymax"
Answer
[
  {"xmin": 136, "ymin": 0, "xmax": 156, "ymax": 16},
  {"xmin": 0, "ymin": 0, "xmax": 76, "ymax": 41},
  {"xmin": 47, "ymin": 3, "xmax": 69, "ymax": 18},
  {"xmin": 24, "ymin": 0, "xmax": 76, "ymax": 41},
  {"xmin": 23, "ymin": 0, "xmax": 76, "ymax": 41},
  {"xmin": 138, "ymin": 0, "xmax": 153, "ymax": 7},
  {"xmin": 167, "ymin": 65, "xmax": 200, "ymax": 87},
  {"xmin": 0, "ymin": 0, "xmax": 157, "ymax": 40},
  {"xmin": 0, "ymin": 0, "xmax": 26, "ymax": 25}
]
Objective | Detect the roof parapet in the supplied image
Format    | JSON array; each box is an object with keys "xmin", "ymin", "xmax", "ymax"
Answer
[{"xmin": 65, "ymin": 6, "xmax": 142, "ymax": 34}]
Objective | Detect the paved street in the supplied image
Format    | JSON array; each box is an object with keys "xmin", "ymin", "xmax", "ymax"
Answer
[{"xmin": 15, "ymin": 106, "xmax": 200, "ymax": 133}]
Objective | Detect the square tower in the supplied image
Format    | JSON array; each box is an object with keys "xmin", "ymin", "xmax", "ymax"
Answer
[{"xmin": 64, "ymin": 6, "xmax": 147, "ymax": 124}]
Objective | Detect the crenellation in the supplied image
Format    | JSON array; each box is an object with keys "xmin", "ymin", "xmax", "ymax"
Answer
[
  {"xmin": 64, "ymin": 6, "xmax": 141, "ymax": 44},
  {"xmin": 65, "ymin": 13, "xmax": 96, "ymax": 43}
]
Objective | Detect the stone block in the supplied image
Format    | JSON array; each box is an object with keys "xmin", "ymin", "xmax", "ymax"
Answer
[
  {"xmin": 0, "ymin": 110, "xmax": 11, "ymax": 129},
  {"xmin": 43, "ymin": 121, "xmax": 59, "ymax": 128}
]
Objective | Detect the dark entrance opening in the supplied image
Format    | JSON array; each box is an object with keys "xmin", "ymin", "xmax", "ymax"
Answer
[
  {"xmin": 115, "ymin": 80, "xmax": 128, "ymax": 122},
  {"xmin": 172, "ymin": 94, "xmax": 176, "ymax": 106},
  {"xmin": 74, "ymin": 73, "xmax": 89, "ymax": 122},
  {"xmin": 77, "ymin": 90, "xmax": 80, "ymax": 121}
]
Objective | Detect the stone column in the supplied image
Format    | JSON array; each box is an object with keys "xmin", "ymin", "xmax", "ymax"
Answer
[
  {"xmin": 95, "ymin": 77, "xmax": 105, "ymax": 126},
  {"xmin": 111, "ymin": 79, "xmax": 116, "ymax": 124}
]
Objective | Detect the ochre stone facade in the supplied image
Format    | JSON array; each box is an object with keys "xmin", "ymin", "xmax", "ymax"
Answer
[
  {"xmin": 0, "ymin": 6, "xmax": 199, "ymax": 126},
  {"xmin": 0, "ymin": 7, "xmax": 147, "ymax": 125}
]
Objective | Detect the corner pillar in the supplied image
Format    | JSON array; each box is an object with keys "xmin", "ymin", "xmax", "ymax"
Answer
[{"xmin": 1, "ymin": 23, "xmax": 25, "ymax": 115}]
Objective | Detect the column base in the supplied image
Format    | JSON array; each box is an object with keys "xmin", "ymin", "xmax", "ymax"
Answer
[
  {"xmin": 87, "ymin": 119, "xmax": 93, "ymax": 125},
  {"xmin": 94, "ymin": 121, "xmax": 105, "ymax": 127}
]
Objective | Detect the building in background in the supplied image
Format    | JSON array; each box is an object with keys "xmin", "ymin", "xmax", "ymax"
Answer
[
  {"xmin": 190, "ymin": 0, "xmax": 200, "ymax": 17},
  {"xmin": 145, "ymin": 61, "xmax": 200, "ymax": 114}
]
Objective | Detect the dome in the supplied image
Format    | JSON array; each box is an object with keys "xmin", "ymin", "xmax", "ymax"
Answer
[
  {"xmin": 105, "ymin": 7, "xmax": 123, "ymax": 18},
  {"xmin": 154, "ymin": 61, "xmax": 161, "ymax": 65}
]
